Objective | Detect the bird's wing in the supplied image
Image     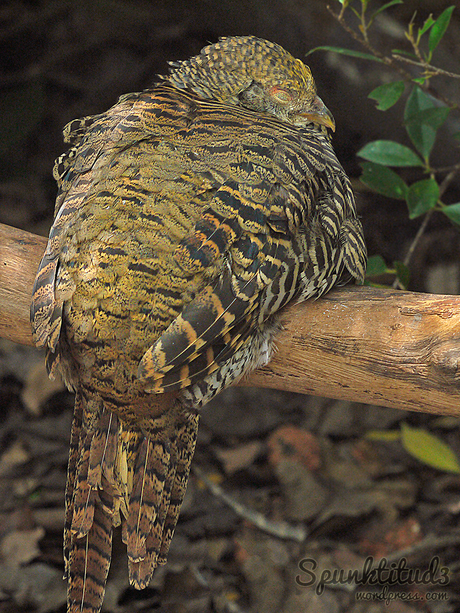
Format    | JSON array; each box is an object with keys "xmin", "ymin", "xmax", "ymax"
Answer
[
  {"xmin": 138, "ymin": 213, "xmax": 293, "ymax": 392},
  {"xmin": 137, "ymin": 112, "xmax": 366, "ymax": 394},
  {"xmin": 31, "ymin": 85, "xmax": 332, "ymax": 386},
  {"xmin": 30, "ymin": 92, "xmax": 143, "ymax": 365}
]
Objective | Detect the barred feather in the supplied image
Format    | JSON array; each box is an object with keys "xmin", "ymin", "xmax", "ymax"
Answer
[
  {"xmin": 31, "ymin": 35, "xmax": 366, "ymax": 613},
  {"xmin": 67, "ymin": 487, "xmax": 113, "ymax": 613}
]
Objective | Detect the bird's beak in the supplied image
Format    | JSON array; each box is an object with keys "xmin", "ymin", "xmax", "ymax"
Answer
[{"xmin": 299, "ymin": 95, "xmax": 336, "ymax": 131}]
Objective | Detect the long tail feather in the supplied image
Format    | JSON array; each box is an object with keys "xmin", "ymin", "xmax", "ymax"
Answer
[
  {"xmin": 66, "ymin": 397, "xmax": 116, "ymax": 613},
  {"xmin": 71, "ymin": 428, "xmax": 96, "ymax": 539},
  {"xmin": 67, "ymin": 488, "xmax": 113, "ymax": 613},
  {"xmin": 158, "ymin": 412, "xmax": 199, "ymax": 563},
  {"xmin": 129, "ymin": 454, "xmax": 176, "ymax": 588},
  {"xmin": 88, "ymin": 408, "xmax": 116, "ymax": 490},
  {"xmin": 65, "ymin": 392, "xmax": 199, "ymax": 612},
  {"xmin": 127, "ymin": 411, "xmax": 199, "ymax": 588},
  {"xmin": 126, "ymin": 438, "xmax": 170, "ymax": 564},
  {"xmin": 127, "ymin": 439, "xmax": 173, "ymax": 588},
  {"xmin": 64, "ymin": 392, "xmax": 84, "ymax": 577}
]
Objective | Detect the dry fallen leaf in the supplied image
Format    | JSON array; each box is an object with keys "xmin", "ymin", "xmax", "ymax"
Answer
[
  {"xmin": 0, "ymin": 440, "xmax": 30, "ymax": 476},
  {"xmin": 215, "ymin": 441, "xmax": 262, "ymax": 474},
  {"xmin": 21, "ymin": 360, "xmax": 65, "ymax": 415},
  {"xmin": 1, "ymin": 526, "xmax": 45, "ymax": 568},
  {"xmin": 267, "ymin": 425, "xmax": 321, "ymax": 470}
]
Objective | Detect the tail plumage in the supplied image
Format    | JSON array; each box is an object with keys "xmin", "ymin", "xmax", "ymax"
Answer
[{"xmin": 64, "ymin": 393, "xmax": 199, "ymax": 613}]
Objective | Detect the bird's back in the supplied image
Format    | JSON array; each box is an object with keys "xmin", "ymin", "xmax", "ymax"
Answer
[{"xmin": 33, "ymin": 84, "xmax": 365, "ymax": 407}]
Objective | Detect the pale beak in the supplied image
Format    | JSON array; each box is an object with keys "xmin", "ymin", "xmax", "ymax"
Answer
[{"xmin": 299, "ymin": 95, "xmax": 336, "ymax": 131}]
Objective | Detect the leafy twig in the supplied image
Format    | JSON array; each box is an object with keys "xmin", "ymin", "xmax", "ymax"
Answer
[
  {"xmin": 326, "ymin": 3, "xmax": 458, "ymax": 109},
  {"xmin": 326, "ymin": 3, "xmax": 413, "ymax": 80},
  {"xmin": 392, "ymin": 54, "xmax": 460, "ymax": 80}
]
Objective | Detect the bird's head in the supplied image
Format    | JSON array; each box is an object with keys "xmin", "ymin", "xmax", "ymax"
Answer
[{"xmin": 167, "ymin": 36, "xmax": 335, "ymax": 132}]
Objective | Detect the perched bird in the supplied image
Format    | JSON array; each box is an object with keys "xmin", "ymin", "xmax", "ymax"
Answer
[{"xmin": 31, "ymin": 36, "xmax": 366, "ymax": 613}]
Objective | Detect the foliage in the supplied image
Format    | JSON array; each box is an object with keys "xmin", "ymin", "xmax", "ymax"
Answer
[
  {"xmin": 366, "ymin": 422, "xmax": 460, "ymax": 473},
  {"xmin": 308, "ymin": 2, "xmax": 460, "ymax": 290},
  {"xmin": 314, "ymin": 2, "xmax": 460, "ymax": 470}
]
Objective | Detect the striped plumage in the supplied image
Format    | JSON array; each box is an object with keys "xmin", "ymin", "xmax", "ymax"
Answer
[{"xmin": 30, "ymin": 36, "xmax": 366, "ymax": 613}]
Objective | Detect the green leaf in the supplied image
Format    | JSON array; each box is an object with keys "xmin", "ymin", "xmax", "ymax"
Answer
[
  {"xmin": 349, "ymin": 6, "xmax": 361, "ymax": 19},
  {"xmin": 365, "ymin": 429, "xmax": 401, "ymax": 442},
  {"xmin": 453, "ymin": 131, "xmax": 460, "ymax": 143},
  {"xmin": 429, "ymin": 6, "xmax": 455, "ymax": 54},
  {"xmin": 368, "ymin": 81, "xmax": 404, "ymax": 111},
  {"xmin": 405, "ymin": 107, "xmax": 450, "ymax": 159},
  {"xmin": 392, "ymin": 49, "xmax": 418, "ymax": 59},
  {"xmin": 406, "ymin": 178, "xmax": 439, "ymax": 218},
  {"xmin": 305, "ymin": 46, "xmax": 384, "ymax": 62},
  {"xmin": 360, "ymin": 162, "xmax": 408, "ymax": 199},
  {"xmin": 442, "ymin": 202, "xmax": 460, "ymax": 226},
  {"xmin": 358, "ymin": 140, "xmax": 423, "ymax": 167},
  {"xmin": 370, "ymin": 0, "xmax": 403, "ymax": 20},
  {"xmin": 404, "ymin": 87, "xmax": 443, "ymax": 159},
  {"xmin": 366, "ymin": 255, "xmax": 388, "ymax": 277},
  {"xmin": 407, "ymin": 106, "xmax": 450, "ymax": 131},
  {"xmin": 405, "ymin": 85, "xmax": 437, "ymax": 110},
  {"xmin": 393, "ymin": 260, "xmax": 410, "ymax": 289},
  {"xmin": 418, "ymin": 15, "xmax": 435, "ymax": 37},
  {"xmin": 401, "ymin": 423, "xmax": 460, "ymax": 473}
]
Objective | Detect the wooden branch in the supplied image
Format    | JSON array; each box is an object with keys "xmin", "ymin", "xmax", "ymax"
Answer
[
  {"xmin": 0, "ymin": 223, "xmax": 47, "ymax": 346},
  {"xmin": 2, "ymin": 221, "xmax": 460, "ymax": 416}
]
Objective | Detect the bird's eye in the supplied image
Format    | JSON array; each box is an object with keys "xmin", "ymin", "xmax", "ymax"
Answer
[{"xmin": 269, "ymin": 87, "xmax": 292, "ymax": 104}]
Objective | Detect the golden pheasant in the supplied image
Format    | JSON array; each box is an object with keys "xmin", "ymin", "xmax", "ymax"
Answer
[{"xmin": 30, "ymin": 36, "xmax": 366, "ymax": 612}]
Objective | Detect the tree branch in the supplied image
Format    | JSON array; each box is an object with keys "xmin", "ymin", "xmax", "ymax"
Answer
[{"xmin": 1, "ymin": 222, "xmax": 460, "ymax": 416}]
